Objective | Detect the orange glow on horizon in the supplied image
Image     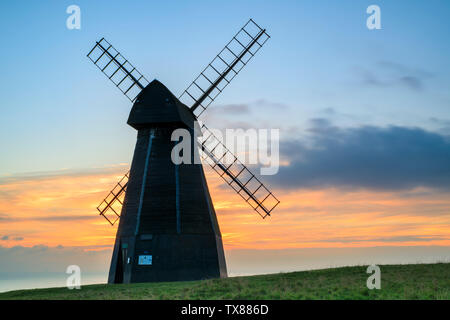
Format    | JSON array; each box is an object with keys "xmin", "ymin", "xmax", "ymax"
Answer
[{"xmin": 0, "ymin": 165, "xmax": 449, "ymax": 251}]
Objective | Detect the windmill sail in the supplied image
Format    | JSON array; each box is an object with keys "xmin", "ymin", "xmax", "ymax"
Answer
[
  {"xmin": 87, "ymin": 38, "xmax": 150, "ymax": 102},
  {"xmin": 97, "ymin": 171, "xmax": 129, "ymax": 226},
  {"xmin": 179, "ymin": 19, "xmax": 270, "ymax": 117},
  {"xmin": 199, "ymin": 125, "xmax": 280, "ymax": 218}
]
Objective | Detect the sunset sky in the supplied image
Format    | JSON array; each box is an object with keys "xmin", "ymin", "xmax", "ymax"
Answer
[{"xmin": 1, "ymin": 0, "xmax": 450, "ymax": 291}]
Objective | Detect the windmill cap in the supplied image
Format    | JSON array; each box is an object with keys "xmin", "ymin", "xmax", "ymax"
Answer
[{"xmin": 127, "ymin": 79, "xmax": 196, "ymax": 130}]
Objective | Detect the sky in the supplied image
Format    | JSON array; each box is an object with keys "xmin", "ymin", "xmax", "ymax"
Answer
[{"xmin": 0, "ymin": 0, "xmax": 450, "ymax": 291}]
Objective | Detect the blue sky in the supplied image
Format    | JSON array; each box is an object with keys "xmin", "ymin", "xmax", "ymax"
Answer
[{"xmin": 0, "ymin": 0, "xmax": 449, "ymax": 176}]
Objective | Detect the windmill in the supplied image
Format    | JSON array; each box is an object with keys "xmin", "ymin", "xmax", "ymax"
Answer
[{"xmin": 87, "ymin": 19, "xmax": 279, "ymax": 284}]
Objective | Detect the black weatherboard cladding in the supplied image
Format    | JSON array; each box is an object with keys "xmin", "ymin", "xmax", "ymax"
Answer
[{"xmin": 108, "ymin": 80, "xmax": 227, "ymax": 283}]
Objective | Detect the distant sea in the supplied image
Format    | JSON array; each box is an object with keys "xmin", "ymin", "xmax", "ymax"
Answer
[{"xmin": 0, "ymin": 272, "xmax": 108, "ymax": 293}]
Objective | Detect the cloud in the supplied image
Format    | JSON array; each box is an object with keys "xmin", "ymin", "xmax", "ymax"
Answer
[
  {"xmin": 399, "ymin": 76, "xmax": 423, "ymax": 91},
  {"xmin": 0, "ymin": 165, "xmax": 128, "ymax": 186},
  {"xmin": 32, "ymin": 215, "xmax": 98, "ymax": 222},
  {"xmin": 429, "ymin": 117, "xmax": 450, "ymax": 135},
  {"xmin": 355, "ymin": 61, "xmax": 434, "ymax": 92},
  {"xmin": 212, "ymin": 100, "xmax": 288, "ymax": 114},
  {"xmin": 210, "ymin": 104, "xmax": 251, "ymax": 114},
  {"xmin": 203, "ymin": 100, "xmax": 289, "ymax": 130},
  {"xmin": 270, "ymin": 119, "xmax": 450, "ymax": 191},
  {"xmin": 252, "ymin": 99, "xmax": 289, "ymax": 111},
  {"xmin": 313, "ymin": 235, "xmax": 449, "ymax": 244},
  {"xmin": 0, "ymin": 235, "xmax": 22, "ymax": 241},
  {"xmin": 0, "ymin": 215, "xmax": 99, "ymax": 223},
  {"xmin": 359, "ymin": 69, "xmax": 386, "ymax": 87}
]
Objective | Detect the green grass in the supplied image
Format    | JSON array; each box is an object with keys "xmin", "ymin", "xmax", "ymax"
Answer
[{"xmin": 1, "ymin": 263, "xmax": 449, "ymax": 300}]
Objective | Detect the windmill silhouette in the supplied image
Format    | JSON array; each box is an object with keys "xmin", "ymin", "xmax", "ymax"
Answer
[{"xmin": 87, "ymin": 19, "xmax": 279, "ymax": 284}]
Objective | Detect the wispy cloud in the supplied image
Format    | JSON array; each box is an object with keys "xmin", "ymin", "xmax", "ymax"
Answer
[
  {"xmin": 312, "ymin": 235, "xmax": 449, "ymax": 244},
  {"xmin": 429, "ymin": 117, "xmax": 450, "ymax": 135},
  {"xmin": 0, "ymin": 165, "xmax": 129, "ymax": 185},
  {"xmin": 355, "ymin": 60, "xmax": 434, "ymax": 92},
  {"xmin": 1, "ymin": 235, "xmax": 24, "ymax": 241},
  {"xmin": 0, "ymin": 214, "xmax": 98, "ymax": 223},
  {"xmin": 203, "ymin": 100, "xmax": 290, "ymax": 130},
  {"xmin": 208, "ymin": 103, "xmax": 251, "ymax": 114}
]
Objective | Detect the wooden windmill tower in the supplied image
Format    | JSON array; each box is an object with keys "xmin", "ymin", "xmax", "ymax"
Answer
[{"xmin": 87, "ymin": 19, "xmax": 279, "ymax": 284}]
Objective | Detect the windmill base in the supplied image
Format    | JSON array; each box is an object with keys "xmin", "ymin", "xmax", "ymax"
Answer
[{"xmin": 108, "ymin": 233, "xmax": 227, "ymax": 284}]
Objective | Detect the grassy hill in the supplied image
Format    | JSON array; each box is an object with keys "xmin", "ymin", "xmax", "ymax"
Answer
[{"xmin": 1, "ymin": 263, "xmax": 449, "ymax": 300}]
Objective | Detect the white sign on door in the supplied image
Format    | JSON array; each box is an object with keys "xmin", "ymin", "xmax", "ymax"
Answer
[{"xmin": 138, "ymin": 255, "xmax": 152, "ymax": 265}]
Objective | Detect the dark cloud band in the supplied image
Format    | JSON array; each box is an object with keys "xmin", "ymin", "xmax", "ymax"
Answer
[{"xmin": 270, "ymin": 120, "xmax": 450, "ymax": 191}]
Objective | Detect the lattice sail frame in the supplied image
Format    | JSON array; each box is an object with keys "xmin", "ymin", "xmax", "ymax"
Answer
[
  {"xmin": 179, "ymin": 19, "xmax": 270, "ymax": 118},
  {"xmin": 199, "ymin": 125, "xmax": 280, "ymax": 218},
  {"xmin": 87, "ymin": 38, "xmax": 150, "ymax": 102},
  {"xmin": 97, "ymin": 172, "xmax": 129, "ymax": 226},
  {"xmin": 92, "ymin": 19, "xmax": 279, "ymax": 224}
]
